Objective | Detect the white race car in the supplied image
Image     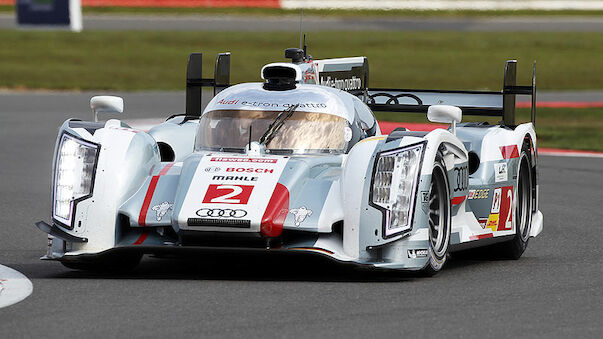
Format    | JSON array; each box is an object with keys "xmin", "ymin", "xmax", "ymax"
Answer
[{"xmin": 37, "ymin": 48, "xmax": 543, "ymax": 275}]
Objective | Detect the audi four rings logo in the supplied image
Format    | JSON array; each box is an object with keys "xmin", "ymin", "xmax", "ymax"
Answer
[
  {"xmin": 196, "ymin": 208, "xmax": 247, "ymax": 218},
  {"xmin": 205, "ymin": 166, "xmax": 221, "ymax": 173}
]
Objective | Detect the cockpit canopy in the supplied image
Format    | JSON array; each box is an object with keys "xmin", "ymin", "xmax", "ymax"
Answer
[
  {"xmin": 195, "ymin": 83, "xmax": 379, "ymax": 155},
  {"xmin": 194, "ymin": 109, "xmax": 350, "ymax": 155}
]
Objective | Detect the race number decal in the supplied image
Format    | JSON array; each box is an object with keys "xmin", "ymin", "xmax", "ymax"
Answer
[
  {"xmin": 487, "ymin": 186, "xmax": 514, "ymax": 231},
  {"xmin": 497, "ymin": 186, "xmax": 514, "ymax": 231},
  {"xmin": 203, "ymin": 184, "xmax": 254, "ymax": 204}
]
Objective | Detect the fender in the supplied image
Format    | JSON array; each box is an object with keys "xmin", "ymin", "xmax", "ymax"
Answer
[
  {"xmin": 148, "ymin": 116, "xmax": 199, "ymax": 162},
  {"xmin": 57, "ymin": 119, "xmax": 160, "ymax": 255}
]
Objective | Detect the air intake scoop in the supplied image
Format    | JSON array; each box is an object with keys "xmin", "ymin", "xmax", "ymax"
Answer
[{"xmin": 261, "ymin": 63, "xmax": 302, "ymax": 91}]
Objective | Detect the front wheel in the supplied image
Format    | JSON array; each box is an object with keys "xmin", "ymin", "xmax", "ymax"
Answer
[{"xmin": 423, "ymin": 160, "xmax": 452, "ymax": 276}]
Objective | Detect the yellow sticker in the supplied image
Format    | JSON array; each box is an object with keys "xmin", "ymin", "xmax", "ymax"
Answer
[{"xmin": 486, "ymin": 213, "xmax": 499, "ymax": 232}]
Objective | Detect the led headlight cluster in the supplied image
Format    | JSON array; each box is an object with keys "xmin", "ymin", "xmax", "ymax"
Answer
[
  {"xmin": 53, "ymin": 133, "xmax": 99, "ymax": 228},
  {"xmin": 371, "ymin": 143, "xmax": 425, "ymax": 237}
]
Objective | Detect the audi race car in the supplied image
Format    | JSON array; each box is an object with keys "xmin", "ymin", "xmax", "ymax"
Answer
[{"xmin": 37, "ymin": 48, "xmax": 543, "ymax": 275}]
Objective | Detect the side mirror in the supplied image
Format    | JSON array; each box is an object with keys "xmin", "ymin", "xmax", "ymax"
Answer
[
  {"xmin": 90, "ymin": 96, "xmax": 124, "ymax": 122},
  {"xmin": 427, "ymin": 105, "xmax": 462, "ymax": 135}
]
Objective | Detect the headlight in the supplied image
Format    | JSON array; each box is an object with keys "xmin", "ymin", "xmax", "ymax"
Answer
[
  {"xmin": 370, "ymin": 142, "xmax": 425, "ymax": 238},
  {"xmin": 53, "ymin": 133, "xmax": 99, "ymax": 229}
]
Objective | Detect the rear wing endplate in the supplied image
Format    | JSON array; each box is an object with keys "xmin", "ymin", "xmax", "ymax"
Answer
[
  {"xmin": 361, "ymin": 60, "xmax": 536, "ymax": 126},
  {"xmin": 185, "ymin": 52, "xmax": 231, "ymax": 116}
]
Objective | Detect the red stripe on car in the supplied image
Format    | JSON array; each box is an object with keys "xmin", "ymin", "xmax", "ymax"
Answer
[
  {"xmin": 500, "ymin": 145, "xmax": 519, "ymax": 159},
  {"xmin": 135, "ymin": 162, "xmax": 175, "ymax": 244},
  {"xmin": 260, "ymin": 183, "xmax": 289, "ymax": 238},
  {"xmin": 451, "ymin": 196, "xmax": 466, "ymax": 205},
  {"xmin": 133, "ymin": 231, "xmax": 150, "ymax": 245},
  {"xmin": 469, "ymin": 233, "xmax": 494, "ymax": 241}
]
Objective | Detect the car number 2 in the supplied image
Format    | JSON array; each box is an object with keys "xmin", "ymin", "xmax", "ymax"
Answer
[
  {"xmin": 203, "ymin": 184, "xmax": 254, "ymax": 204},
  {"xmin": 491, "ymin": 186, "xmax": 514, "ymax": 231}
]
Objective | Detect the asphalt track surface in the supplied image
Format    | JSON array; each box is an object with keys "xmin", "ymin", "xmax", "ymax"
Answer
[
  {"xmin": 2, "ymin": 13, "xmax": 603, "ymax": 31},
  {"xmin": 1, "ymin": 92, "xmax": 602, "ymax": 337}
]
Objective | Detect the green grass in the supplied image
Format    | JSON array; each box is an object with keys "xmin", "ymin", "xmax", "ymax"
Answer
[
  {"xmin": 0, "ymin": 29, "xmax": 600, "ymax": 151},
  {"xmin": 376, "ymin": 107, "xmax": 603, "ymax": 152},
  {"xmin": 2, "ymin": 5, "xmax": 603, "ymax": 17},
  {"xmin": 1, "ymin": 30, "xmax": 602, "ymax": 91}
]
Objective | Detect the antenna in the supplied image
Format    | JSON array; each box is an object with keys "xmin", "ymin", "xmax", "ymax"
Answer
[
  {"xmin": 303, "ymin": 34, "xmax": 307, "ymax": 60},
  {"xmin": 248, "ymin": 124, "xmax": 252, "ymax": 151},
  {"xmin": 299, "ymin": 8, "xmax": 303, "ymax": 50}
]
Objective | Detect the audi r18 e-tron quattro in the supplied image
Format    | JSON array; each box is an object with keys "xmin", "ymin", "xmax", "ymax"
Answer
[{"xmin": 36, "ymin": 47, "xmax": 543, "ymax": 275}]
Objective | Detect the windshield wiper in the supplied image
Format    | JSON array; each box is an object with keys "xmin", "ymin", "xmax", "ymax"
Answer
[{"xmin": 258, "ymin": 104, "xmax": 299, "ymax": 146}]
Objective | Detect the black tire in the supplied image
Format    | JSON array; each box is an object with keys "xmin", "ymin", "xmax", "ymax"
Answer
[
  {"xmin": 497, "ymin": 150, "xmax": 533, "ymax": 259},
  {"xmin": 423, "ymin": 159, "xmax": 452, "ymax": 276},
  {"xmin": 61, "ymin": 253, "xmax": 143, "ymax": 272}
]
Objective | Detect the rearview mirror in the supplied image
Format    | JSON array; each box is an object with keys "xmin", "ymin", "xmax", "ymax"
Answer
[
  {"xmin": 90, "ymin": 96, "xmax": 124, "ymax": 122},
  {"xmin": 427, "ymin": 105, "xmax": 462, "ymax": 135}
]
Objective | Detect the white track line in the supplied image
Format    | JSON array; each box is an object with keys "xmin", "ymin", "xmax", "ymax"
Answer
[
  {"xmin": 123, "ymin": 118, "xmax": 603, "ymax": 159},
  {"xmin": 0, "ymin": 265, "xmax": 33, "ymax": 309},
  {"xmin": 539, "ymin": 151, "xmax": 603, "ymax": 158}
]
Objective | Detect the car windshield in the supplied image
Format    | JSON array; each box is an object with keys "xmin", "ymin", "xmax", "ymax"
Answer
[{"xmin": 195, "ymin": 109, "xmax": 349, "ymax": 154}]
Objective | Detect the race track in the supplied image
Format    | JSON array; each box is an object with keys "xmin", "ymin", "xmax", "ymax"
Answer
[{"xmin": 1, "ymin": 92, "xmax": 601, "ymax": 337}]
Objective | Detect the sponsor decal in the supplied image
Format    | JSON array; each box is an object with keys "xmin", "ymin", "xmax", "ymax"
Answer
[
  {"xmin": 303, "ymin": 65, "xmax": 317, "ymax": 84},
  {"xmin": 205, "ymin": 166, "xmax": 221, "ymax": 173},
  {"xmin": 211, "ymin": 157, "xmax": 277, "ymax": 164},
  {"xmin": 486, "ymin": 214, "xmax": 500, "ymax": 231},
  {"xmin": 454, "ymin": 165, "xmax": 468, "ymax": 192},
  {"xmin": 217, "ymin": 99, "xmax": 327, "ymax": 109},
  {"xmin": 468, "ymin": 189, "xmax": 489, "ymax": 200},
  {"xmin": 478, "ymin": 218, "xmax": 488, "ymax": 229},
  {"xmin": 217, "ymin": 98, "xmax": 240, "ymax": 105},
  {"xmin": 196, "ymin": 208, "xmax": 247, "ymax": 218},
  {"xmin": 202, "ymin": 184, "xmax": 254, "ymax": 204},
  {"xmin": 494, "ymin": 163, "xmax": 508, "ymax": 182},
  {"xmin": 138, "ymin": 162, "xmax": 175, "ymax": 227},
  {"xmin": 289, "ymin": 206, "xmax": 313, "ymax": 226},
  {"xmin": 212, "ymin": 175, "xmax": 258, "ymax": 182},
  {"xmin": 226, "ymin": 167, "xmax": 274, "ymax": 173},
  {"xmin": 491, "ymin": 188, "xmax": 502, "ymax": 213},
  {"xmin": 319, "ymin": 75, "xmax": 362, "ymax": 91},
  {"xmin": 150, "ymin": 201, "xmax": 173, "ymax": 221},
  {"xmin": 421, "ymin": 191, "xmax": 430, "ymax": 204},
  {"xmin": 486, "ymin": 186, "xmax": 514, "ymax": 231},
  {"xmin": 407, "ymin": 249, "xmax": 428, "ymax": 258}
]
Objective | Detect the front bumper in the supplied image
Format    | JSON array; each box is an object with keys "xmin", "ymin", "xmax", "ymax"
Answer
[{"xmin": 37, "ymin": 221, "xmax": 429, "ymax": 271}]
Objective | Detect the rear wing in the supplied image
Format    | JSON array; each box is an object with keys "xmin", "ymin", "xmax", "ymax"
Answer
[
  {"xmin": 185, "ymin": 52, "xmax": 231, "ymax": 116},
  {"xmin": 310, "ymin": 56, "xmax": 369, "ymax": 92},
  {"xmin": 361, "ymin": 60, "xmax": 536, "ymax": 126}
]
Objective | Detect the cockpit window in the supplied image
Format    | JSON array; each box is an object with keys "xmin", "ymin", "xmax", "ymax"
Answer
[{"xmin": 195, "ymin": 109, "xmax": 349, "ymax": 154}]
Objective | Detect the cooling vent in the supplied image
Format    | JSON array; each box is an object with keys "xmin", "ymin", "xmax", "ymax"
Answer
[
  {"xmin": 187, "ymin": 218, "xmax": 251, "ymax": 229},
  {"xmin": 261, "ymin": 63, "xmax": 302, "ymax": 91}
]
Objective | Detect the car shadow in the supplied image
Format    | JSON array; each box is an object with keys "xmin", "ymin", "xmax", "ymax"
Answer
[
  {"xmin": 19, "ymin": 251, "xmax": 421, "ymax": 283},
  {"xmin": 12, "ymin": 247, "xmax": 521, "ymax": 283}
]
